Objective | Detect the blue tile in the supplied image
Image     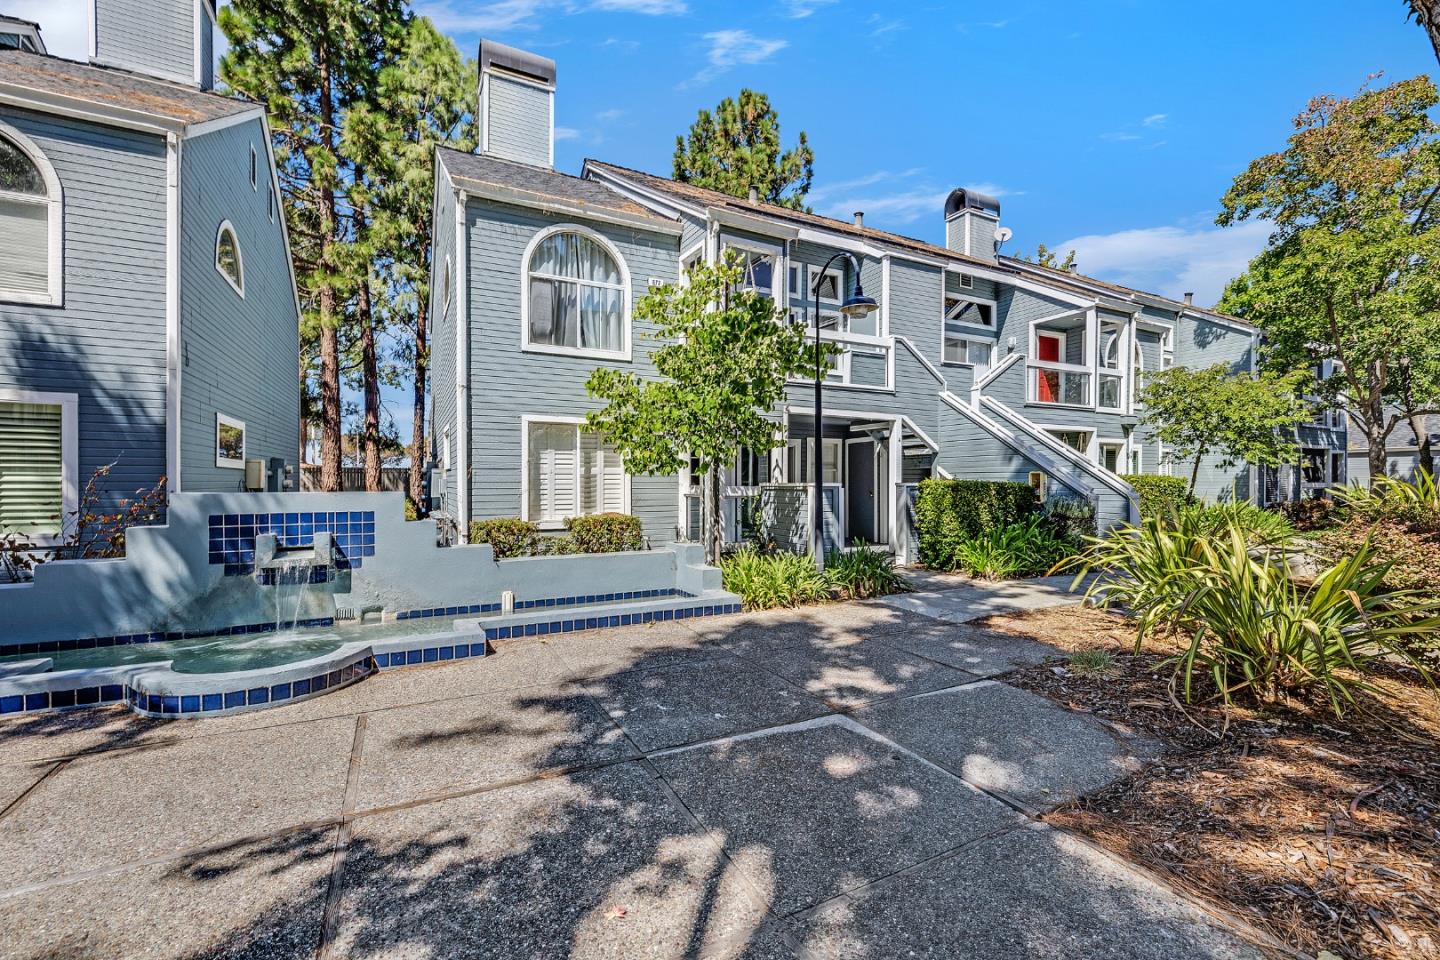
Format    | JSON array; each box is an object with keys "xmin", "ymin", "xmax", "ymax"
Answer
[
  {"xmin": 1, "ymin": 694, "xmax": 23, "ymax": 714},
  {"xmin": 327, "ymin": 669, "xmax": 341, "ymax": 686},
  {"xmin": 439, "ymin": 646, "xmax": 454, "ymax": 660},
  {"xmin": 77, "ymin": 687, "xmax": 101, "ymax": 706},
  {"xmin": 202, "ymin": 693, "xmax": 222, "ymax": 711},
  {"xmin": 405, "ymin": 650, "xmax": 421, "ymax": 665},
  {"xmin": 422, "ymin": 647, "xmax": 438, "ymax": 662},
  {"xmin": 536, "ymin": 622, "xmax": 549, "ymax": 636},
  {"xmin": 223, "ymin": 690, "xmax": 245, "ymax": 709},
  {"xmin": 373, "ymin": 653, "xmax": 390, "ymax": 667},
  {"xmin": 181, "ymin": 695, "xmax": 200, "ymax": 713},
  {"xmin": 248, "ymin": 686, "xmax": 269, "ymax": 705},
  {"xmin": 456, "ymin": 644, "xmax": 470, "ymax": 658},
  {"xmin": 49, "ymin": 689, "xmax": 76, "ymax": 708},
  {"xmin": 294, "ymin": 677, "xmax": 312, "ymax": 696},
  {"xmin": 314, "ymin": 673, "xmax": 329, "ymax": 691},
  {"xmin": 271, "ymin": 682, "xmax": 292, "ymax": 701},
  {"xmin": 161, "ymin": 696, "xmax": 180, "ymax": 714}
]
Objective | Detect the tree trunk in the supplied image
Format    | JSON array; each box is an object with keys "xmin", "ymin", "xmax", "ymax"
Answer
[
  {"xmin": 316, "ymin": 46, "xmax": 342, "ymax": 493},
  {"xmin": 359, "ymin": 275, "xmax": 381, "ymax": 492},
  {"xmin": 1188, "ymin": 449, "xmax": 1205, "ymax": 498},
  {"xmin": 1412, "ymin": 1, "xmax": 1440, "ymax": 64},
  {"xmin": 706, "ymin": 467, "xmax": 723, "ymax": 565},
  {"xmin": 408, "ymin": 298, "xmax": 428, "ymax": 511}
]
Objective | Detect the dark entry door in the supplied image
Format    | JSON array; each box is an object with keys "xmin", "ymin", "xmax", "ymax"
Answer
[{"xmin": 846, "ymin": 441, "xmax": 875, "ymax": 545}]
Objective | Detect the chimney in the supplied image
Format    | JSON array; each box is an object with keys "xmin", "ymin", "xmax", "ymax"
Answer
[
  {"xmin": 478, "ymin": 39, "xmax": 558, "ymax": 168},
  {"xmin": 943, "ymin": 188, "xmax": 1001, "ymax": 260},
  {"xmin": 748, "ymin": 186, "xmax": 759, "ymax": 203},
  {"xmin": 90, "ymin": 0, "xmax": 215, "ymax": 89},
  {"xmin": 853, "ymin": 211, "xmax": 864, "ymax": 227},
  {"xmin": 1183, "ymin": 292, "xmax": 1194, "ymax": 306}
]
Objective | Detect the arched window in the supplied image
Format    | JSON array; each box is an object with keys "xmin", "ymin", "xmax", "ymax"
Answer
[
  {"xmin": 523, "ymin": 225, "xmax": 629, "ymax": 358},
  {"xmin": 215, "ymin": 220, "xmax": 244, "ymax": 296},
  {"xmin": 0, "ymin": 124, "xmax": 62, "ymax": 304}
]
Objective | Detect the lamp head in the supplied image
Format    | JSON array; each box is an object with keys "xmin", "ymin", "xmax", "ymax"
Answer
[{"xmin": 841, "ymin": 278, "xmax": 879, "ymax": 319}]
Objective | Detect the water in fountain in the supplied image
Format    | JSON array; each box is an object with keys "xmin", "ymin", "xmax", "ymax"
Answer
[{"xmin": 272, "ymin": 559, "xmax": 316, "ymax": 634}]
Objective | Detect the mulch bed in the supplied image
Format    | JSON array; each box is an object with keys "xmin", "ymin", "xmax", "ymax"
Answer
[{"xmin": 986, "ymin": 605, "xmax": 1440, "ymax": 960}]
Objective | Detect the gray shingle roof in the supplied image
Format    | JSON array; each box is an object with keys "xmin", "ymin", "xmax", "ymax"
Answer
[
  {"xmin": 0, "ymin": 50, "xmax": 257, "ymax": 126},
  {"xmin": 437, "ymin": 147, "xmax": 676, "ymax": 227}
]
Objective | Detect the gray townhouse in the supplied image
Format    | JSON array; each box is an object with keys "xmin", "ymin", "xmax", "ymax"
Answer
[
  {"xmin": 0, "ymin": 3, "xmax": 301, "ymax": 541},
  {"xmin": 430, "ymin": 40, "xmax": 1346, "ymax": 555}
]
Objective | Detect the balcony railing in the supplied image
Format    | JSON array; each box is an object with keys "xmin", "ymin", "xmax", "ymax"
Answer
[
  {"xmin": 790, "ymin": 333, "xmax": 892, "ymax": 390},
  {"xmin": 1029, "ymin": 363, "xmax": 1092, "ymax": 407}
]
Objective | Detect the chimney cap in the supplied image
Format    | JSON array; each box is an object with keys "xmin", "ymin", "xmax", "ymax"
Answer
[
  {"xmin": 1183, "ymin": 291, "xmax": 1194, "ymax": 305},
  {"xmin": 747, "ymin": 185, "xmax": 759, "ymax": 203},
  {"xmin": 478, "ymin": 38, "xmax": 557, "ymax": 86},
  {"xmin": 944, "ymin": 187, "xmax": 1000, "ymax": 220},
  {"xmin": 853, "ymin": 211, "xmax": 864, "ymax": 227}
]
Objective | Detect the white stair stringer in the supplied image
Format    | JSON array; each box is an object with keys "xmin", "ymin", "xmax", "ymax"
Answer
[{"xmin": 975, "ymin": 395, "xmax": 1141, "ymax": 526}]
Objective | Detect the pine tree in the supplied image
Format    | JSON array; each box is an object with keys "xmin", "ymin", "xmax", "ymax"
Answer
[{"xmin": 673, "ymin": 89, "xmax": 814, "ymax": 210}]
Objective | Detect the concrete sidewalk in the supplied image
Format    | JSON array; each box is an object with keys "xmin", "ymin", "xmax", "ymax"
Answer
[{"xmin": 0, "ymin": 591, "xmax": 1264, "ymax": 960}]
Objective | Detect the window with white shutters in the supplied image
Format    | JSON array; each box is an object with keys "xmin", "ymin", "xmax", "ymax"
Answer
[
  {"xmin": 0, "ymin": 127, "xmax": 60, "ymax": 303},
  {"xmin": 527, "ymin": 421, "xmax": 626, "ymax": 524},
  {"xmin": 0, "ymin": 402, "xmax": 63, "ymax": 535}
]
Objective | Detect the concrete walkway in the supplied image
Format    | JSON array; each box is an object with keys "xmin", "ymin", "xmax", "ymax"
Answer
[{"xmin": 0, "ymin": 584, "xmax": 1264, "ymax": 960}]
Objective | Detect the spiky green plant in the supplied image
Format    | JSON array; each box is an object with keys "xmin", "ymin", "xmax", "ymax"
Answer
[
  {"xmin": 824, "ymin": 545, "xmax": 910, "ymax": 600},
  {"xmin": 720, "ymin": 548, "xmax": 830, "ymax": 610}
]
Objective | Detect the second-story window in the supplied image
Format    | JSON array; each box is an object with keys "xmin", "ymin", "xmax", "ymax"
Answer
[
  {"xmin": 215, "ymin": 221, "xmax": 244, "ymax": 297},
  {"xmin": 0, "ymin": 125, "xmax": 62, "ymax": 305},
  {"xmin": 525, "ymin": 226, "xmax": 629, "ymax": 358}
]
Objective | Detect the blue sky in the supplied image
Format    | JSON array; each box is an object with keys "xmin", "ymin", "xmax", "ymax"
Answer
[{"xmin": 20, "ymin": 0, "xmax": 1435, "ymax": 444}]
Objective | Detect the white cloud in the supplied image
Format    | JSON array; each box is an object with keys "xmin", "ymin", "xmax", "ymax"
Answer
[
  {"xmin": 596, "ymin": 108, "xmax": 625, "ymax": 121},
  {"xmin": 13, "ymin": 0, "xmax": 89, "ymax": 60},
  {"xmin": 554, "ymin": 126, "xmax": 581, "ymax": 140},
  {"xmin": 783, "ymin": 0, "xmax": 836, "ymax": 17},
  {"xmin": 1099, "ymin": 131, "xmax": 1142, "ymax": 142},
  {"xmin": 811, "ymin": 169, "xmax": 1020, "ymax": 228},
  {"xmin": 683, "ymin": 29, "xmax": 787, "ymax": 87},
  {"xmin": 416, "ymin": 0, "xmax": 550, "ymax": 33},
  {"xmin": 867, "ymin": 14, "xmax": 905, "ymax": 39},
  {"xmin": 1142, "ymin": 113, "xmax": 1168, "ymax": 127},
  {"xmin": 1051, "ymin": 217, "xmax": 1273, "ymax": 308},
  {"xmin": 588, "ymin": 0, "xmax": 686, "ymax": 13}
]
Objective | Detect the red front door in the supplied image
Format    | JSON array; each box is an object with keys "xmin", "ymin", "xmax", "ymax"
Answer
[{"xmin": 1036, "ymin": 334, "xmax": 1062, "ymax": 402}]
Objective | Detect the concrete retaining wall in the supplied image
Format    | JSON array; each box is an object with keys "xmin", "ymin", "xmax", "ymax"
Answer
[{"xmin": 0, "ymin": 492, "xmax": 720, "ymax": 647}]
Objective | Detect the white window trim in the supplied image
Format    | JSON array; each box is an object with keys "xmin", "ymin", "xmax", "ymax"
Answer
[
  {"xmin": 1039, "ymin": 425, "xmax": 1097, "ymax": 461},
  {"xmin": 943, "ymin": 291, "xmax": 996, "ymax": 330},
  {"xmin": 0, "ymin": 120, "xmax": 64, "ymax": 307},
  {"xmin": 806, "ymin": 263, "xmax": 844, "ymax": 305},
  {"xmin": 214, "ymin": 219, "xmax": 244, "ymax": 297},
  {"xmin": 520, "ymin": 223, "xmax": 632, "ymax": 361},
  {"xmin": 941, "ymin": 333, "xmax": 995, "ymax": 370},
  {"xmin": 215, "ymin": 412, "xmax": 246, "ymax": 469},
  {"xmin": 722, "ymin": 237, "xmax": 783, "ymax": 300},
  {"xmin": 519, "ymin": 415, "xmax": 631, "ymax": 529},
  {"xmin": 1097, "ymin": 439, "xmax": 1126, "ymax": 473},
  {"xmin": 0, "ymin": 388, "xmax": 78, "ymax": 543},
  {"xmin": 249, "ymin": 143, "xmax": 258, "ymax": 191}
]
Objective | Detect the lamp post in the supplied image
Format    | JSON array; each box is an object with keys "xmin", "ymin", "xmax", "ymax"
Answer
[{"xmin": 811, "ymin": 252, "xmax": 878, "ymax": 571}]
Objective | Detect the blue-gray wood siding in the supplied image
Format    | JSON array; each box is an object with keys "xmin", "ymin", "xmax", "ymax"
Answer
[
  {"xmin": 178, "ymin": 117, "xmax": 300, "ymax": 490},
  {"xmin": 462, "ymin": 198, "xmax": 681, "ymax": 543},
  {"xmin": 93, "ymin": 0, "xmax": 196, "ymax": 85},
  {"xmin": 0, "ymin": 107, "xmax": 168, "ymax": 500},
  {"xmin": 483, "ymin": 74, "xmax": 550, "ymax": 168}
]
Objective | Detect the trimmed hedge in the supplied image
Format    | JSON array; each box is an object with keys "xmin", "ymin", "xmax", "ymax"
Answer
[
  {"xmin": 565, "ymin": 513, "xmax": 645, "ymax": 553},
  {"xmin": 914, "ymin": 479, "xmax": 1037, "ymax": 570},
  {"xmin": 1122, "ymin": 474, "xmax": 1193, "ymax": 519},
  {"xmin": 468, "ymin": 518, "xmax": 540, "ymax": 559}
]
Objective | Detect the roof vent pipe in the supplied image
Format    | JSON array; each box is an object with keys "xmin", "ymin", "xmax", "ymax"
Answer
[
  {"xmin": 747, "ymin": 186, "xmax": 759, "ymax": 203},
  {"xmin": 1183, "ymin": 292, "xmax": 1194, "ymax": 305},
  {"xmin": 853, "ymin": 211, "xmax": 864, "ymax": 227}
]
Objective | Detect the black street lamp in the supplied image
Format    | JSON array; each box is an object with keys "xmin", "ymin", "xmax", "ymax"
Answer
[{"xmin": 810, "ymin": 252, "xmax": 878, "ymax": 571}]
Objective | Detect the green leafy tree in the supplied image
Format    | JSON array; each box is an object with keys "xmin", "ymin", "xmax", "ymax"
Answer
[
  {"xmin": 1409, "ymin": 2, "xmax": 1440, "ymax": 63},
  {"xmin": 1139, "ymin": 364, "xmax": 1311, "ymax": 497},
  {"xmin": 584, "ymin": 253, "xmax": 826, "ymax": 562},
  {"xmin": 673, "ymin": 89, "xmax": 814, "ymax": 210},
  {"xmin": 347, "ymin": 17, "xmax": 477, "ymax": 506},
  {"xmin": 220, "ymin": 0, "xmax": 408, "ymax": 490},
  {"xmin": 1217, "ymin": 75, "xmax": 1440, "ymax": 483},
  {"xmin": 1016, "ymin": 243, "xmax": 1077, "ymax": 271}
]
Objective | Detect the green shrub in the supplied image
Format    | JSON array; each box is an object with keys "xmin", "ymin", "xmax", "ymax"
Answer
[
  {"xmin": 1065, "ymin": 514, "xmax": 1440, "ymax": 715},
  {"xmin": 1121, "ymin": 474, "xmax": 1193, "ymax": 519},
  {"xmin": 1044, "ymin": 496, "xmax": 1096, "ymax": 540},
  {"xmin": 914, "ymin": 479, "xmax": 1037, "ymax": 569},
  {"xmin": 537, "ymin": 535, "xmax": 579, "ymax": 556},
  {"xmin": 564, "ymin": 513, "xmax": 645, "ymax": 553},
  {"xmin": 825, "ymin": 545, "xmax": 910, "ymax": 600},
  {"xmin": 404, "ymin": 498, "xmax": 420, "ymax": 521},
  {"xmin": 1187, "ymin": 501, "xmax": 1296, "ymax": 547},
  {"xmin": 1326, "ymin": 469, "xmax": 1440, "ymax": 595},
  {"xmin": 721, "ymin": 548, "xmax": 830, "ymax": 609},
  {"xmin": 469, "ymin": 518, "xmax": 540, "ymax": 559},
  {"xmin": 953, "ymin": 515, "xmax": 1077, "ymax": 580},
  {"xmin": 1335, "ymin": 469, "xmax": 1440, "ymax": 530}
]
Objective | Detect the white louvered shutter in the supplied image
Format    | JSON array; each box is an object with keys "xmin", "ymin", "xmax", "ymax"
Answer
[
  {"xmin": 581, "ymin": 432, "xmax": 626, "ymax": 515},
  {"xmin": 528, "ymin": 422, "xmax": 577, "ymax": 522},
  {"xmin": 0, "ymin": 402, "xmax": 63, "ymax": 535},
  {"xmin": 0, "ymin": 199, "xmax": 49, "ymax": 296}
]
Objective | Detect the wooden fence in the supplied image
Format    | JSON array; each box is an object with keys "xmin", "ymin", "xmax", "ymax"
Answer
[{"xmin": 299, "ymin": 465, "xmax": 410, "ymax": 493}]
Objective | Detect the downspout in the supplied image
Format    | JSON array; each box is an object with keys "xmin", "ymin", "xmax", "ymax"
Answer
[
  {"xmin": 165, "ymin": 131, "xmax": 183, "ymax": 492},
  {"xmin": 453, "ymin": 190, "xmax": 469, "ymax": 541}
]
